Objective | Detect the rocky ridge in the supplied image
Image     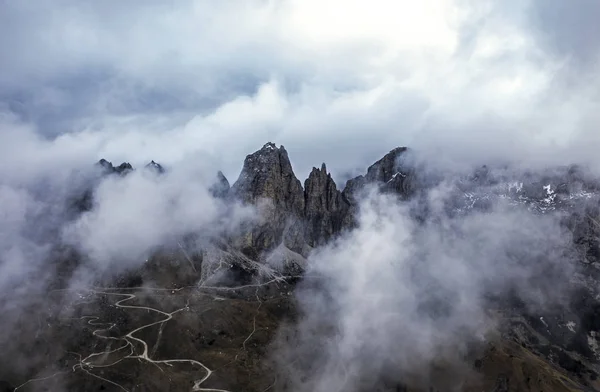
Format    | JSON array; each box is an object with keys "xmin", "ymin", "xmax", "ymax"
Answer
[
  {"xmin": 91, "ymin": 143, "xmax": 600, "ymax": 274},
  {"xmin": 91, "ymin": 143, "xmax": 422, "ymax": 267}
]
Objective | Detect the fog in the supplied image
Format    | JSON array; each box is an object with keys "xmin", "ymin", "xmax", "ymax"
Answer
[
  {"xmin": 0, "ymin": 118, "xmax": 257, "ymax": 381},
  {"xmin": 273, "ymin": 176, "xmax": 581, "ymax": 391}
]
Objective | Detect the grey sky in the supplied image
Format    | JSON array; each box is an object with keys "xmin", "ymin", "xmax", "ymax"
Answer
[{"xmin": 1, "ymin": 0, "xmax": 599, "ymax": 182}]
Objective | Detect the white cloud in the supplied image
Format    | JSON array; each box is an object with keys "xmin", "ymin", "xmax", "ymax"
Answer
[
  {"xmin": 1, "ymin": 0, "xmax": 599, "ymax": 181},
  {"xmin": 275, "ymin": 187, "xmax": 576, "ymax": 391},
  {"xmin": 63, "ymin": 167, "xmax": 256, "ymax": 269}
]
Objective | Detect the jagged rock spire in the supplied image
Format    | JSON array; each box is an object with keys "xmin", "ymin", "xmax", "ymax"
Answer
[
  {"xmin": 231, "ymin": 142, "xmax": 304, "ymax": 215},
  {"xmin": 210, "ymin": 171, "xmax": 230, "ymax": 198},
  {"xmin": 342, "ymin": 146, "xmax": 412, "ymax": 204},
  {"xmin": 304, "ymin": 163, "xmax": 351, "ymax": 247},
  {"xmin": 230, "ymin": 142, "xmax": 306, "ymax": 256},
  {"xmin": 96, "ymin": 159, "xmax": 133, "ymax": 176},
  {"xmin": 145, "ymin": 160, "xmax": 165, "ymax": 174}
]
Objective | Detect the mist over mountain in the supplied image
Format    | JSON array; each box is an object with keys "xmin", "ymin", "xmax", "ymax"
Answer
[
  {"xmin": 0, "ymin": 140, "xmax": 600, "ymax": 391},
  {"xmin": 3, "ymin": 1, "xmax": 600, "ymax": 391}
]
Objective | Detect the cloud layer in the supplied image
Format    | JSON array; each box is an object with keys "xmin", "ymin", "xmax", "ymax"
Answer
[
  {"xmin": 1, "ymin": 0, "xmax": 599, "ymax": 182},
  {"xmin": 273, "ymin": 183, "xmax": 578, "ymax": 391}
]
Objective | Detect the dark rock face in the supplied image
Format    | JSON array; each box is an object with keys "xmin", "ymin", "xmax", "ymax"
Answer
[
  {"xmin": 342, "ymin": 146, "xmax": 413, "ymax": 205},
  {"xmin": 96, "ymin": 158, "xmax": 133, "ymax": 176},
  {"xmin": 69, "ymin": 187, "xmax": 94, "ymax": 213},
  {"xmin": 230, "ymin": 142, "xmax": 306, "ymax": 256},
  {"xmin": 71, "ymin": 159, "xmax": 134, "ymax": 212},
  {"xmin": 303, "ymin": 163, "xmax": 351, "ymax": 247},
  {"xmin": 231, "ymin": 142, "xmax": 304, "ymax": 214},
  {"xmin": 210, "ymin": 171, "xmax": 230, "ymax": 198},
  {"xmin": 566, "ymin": 205, "xmax": 600, "ymax": 265},
  {"xmin": 225, "ymin": 144, "xmax": 417, "ymax": 257},
  {"xmin": 85, "ymin": 148, "xmax": 600, "ymax": 273},
  {"xmin": 144, "ymin": 160, "xmax": 165, "ymax": 174},
  {"xmin": 97, "ymin": 158, "xmax": 113, "ymax": 172},
  {"xmin": 115, "ymin": 162, "xmax": 133, "ymax": 174}
]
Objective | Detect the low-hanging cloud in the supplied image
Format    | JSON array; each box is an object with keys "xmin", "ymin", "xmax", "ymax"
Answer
[
  {"xmin": 0, "ymin": 113, "xmax": 258, "ymax": 380},
  {"xmin": 0, "ymin": 109, "xmax": 256, "ymax": 280},
  {"xmin": 62, "ymin": 164, "xmax": 256, "ymax": 272},
  {"xmin": 273, "ymin": 180, "xmax": 578, "ymax": 391}
]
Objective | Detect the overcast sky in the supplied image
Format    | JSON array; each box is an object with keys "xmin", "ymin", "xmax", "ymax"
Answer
[{"xmin": 1, "ymin": 0, "xmax": 599, "ymax": 182}]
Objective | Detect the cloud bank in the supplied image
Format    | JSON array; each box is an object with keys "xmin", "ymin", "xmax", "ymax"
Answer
[
  {"xmin": 1, "ymin": 0, "xmax": 599, "ymax": 181},
  {"xmin": 273, "ymin": 182, "xmax": 578, "ymax": 391}
]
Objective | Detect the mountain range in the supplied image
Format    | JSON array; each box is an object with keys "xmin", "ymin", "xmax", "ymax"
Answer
[{"xmin": 2, "ymin": 142, "xmax": 600, "ymax": 391}]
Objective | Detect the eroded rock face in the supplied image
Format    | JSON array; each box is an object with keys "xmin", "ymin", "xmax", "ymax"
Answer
[
  {"xmin": 210, "ymin": 171, "xmax": 230, "ymax": 198},
  {"xmin": 230, "ymin": 142, "xmax": 306, "ymax": 257},
  {"xmin": 303, "ymin": 163, "xmax": 351, "ymax": 247},
  {"xmin": 97, "ymin": 158, "xmax": 133, "ymax": 175},
  {"xmin": 342, "ymin": 146, "xmax": 413, "ymax": 205},
  {"xmin": 144, "ymin": 160, "xmax": 165, "ymax": 174},
  {"xmin": 231, "ymin": 142, "xmax": 305, "ymax": 214},
  {"xmin": 227, "ymin": 143, "xmax": 413, "ymax": 257},
  {"xmin": 85, "ymin": 146, "xmax": 600, "ymax": 276}
]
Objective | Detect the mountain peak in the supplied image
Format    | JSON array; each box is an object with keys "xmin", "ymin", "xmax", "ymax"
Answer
[
  {"xmin": 262, "ymin": 142, "xmax": 278, "ymax": 151},
  {"xmin": 115, "ymin": 162, "xmax": 133, "ymax": 174},
  {"xmin": 96, "ymin": 159, "xmax": 133, "ymax": 176},
  {"xmin": 304, "ymin": 161, "xmax": 350, "ymax": 247},
  {"xmin": 210, "ymin": 171, "xmax": 230, "ymax": 198},
  {"xmin": 342, "ymin": 146, "xmax": 412, "ymax": 204},
  {"xmin": 230, "ymin": 142, "xmax": 305, "ymax": 256},
  {"xmin": 232, "ymin": 143, "xmax": 304, "ymax": 212},
  {"xmin": 145, "ymin": 160, "xmax": 165, "ymax": 174}
]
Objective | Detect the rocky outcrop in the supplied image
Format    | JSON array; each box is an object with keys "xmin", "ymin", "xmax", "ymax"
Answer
[
  {"xmin": 83, "ymin": 145, "xmax": 420, "ymax": 262},
  {"xmin": 303, "ymin": 163, "xmax": 351, "ymax": 247},
  {"xmin": 97, "ymin": 159, "xmax": 133, "ymax": 176},
  {"xmin": 85, "ymin": 145, "xmax": 600, "ymax": 277},
  {"xmin": 210, "ymin": 171, "xmax": 230, "ymax": 198},
  {"xmin": 231, "ymin": 142, "xmax": 304, "ymax": 214},
  {"xmin": 70, "ymin": 159, "xmax": 135, "ymax": 213},
  {"xmin": 227, "ymin": 143, "xmax": 414, "ymax": 258},
  {"xmin": 230, "ymin": 142, "xmax": 306, "ymax": 257},
  {"xmin": 223, "ymin": 144, "xmax": 421, "ymax": 259},
  {"xmin": 144, "ymin": 160, "xmax": 165, "ymax": 174},
  {"xmin": 342, "ymin": 146, "xmax": 413, "ymax": 205}
]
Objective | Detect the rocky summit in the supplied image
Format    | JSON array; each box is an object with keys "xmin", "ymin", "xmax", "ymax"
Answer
[{"xmin": 2, "ymin": 143, "xmax": 600, "ymax": 392}]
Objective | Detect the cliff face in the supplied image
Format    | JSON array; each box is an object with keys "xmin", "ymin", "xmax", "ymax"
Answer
[
  {"xmin": 303, "ymin": 163, "xmax": 351, "ymax": 247},
  {"xmin": 342, "ymin": 146, "xmax": 414, "ymax": 205},
  {"xmin": 231, "ymin": 142, "xmax": 304, "ymax": 213},
  {"xmin": 229, "ymin": 142, "xmax": 306, "ymax": 257},
  {"xmin": 224, "ymin": 143, "xmax": 416, "ymax": 257},
  {"xmin": 97, "ymin": 158, "xmax": 133, "ymax": 175},
  {"xmin": 210, "ymin": 171, "xmax": 230, "ymax": 198}
]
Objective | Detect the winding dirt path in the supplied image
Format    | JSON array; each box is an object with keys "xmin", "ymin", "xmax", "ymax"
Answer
[{"xmin": 15, "ymin": 275, "xmax": 298, "ymax": 391}]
